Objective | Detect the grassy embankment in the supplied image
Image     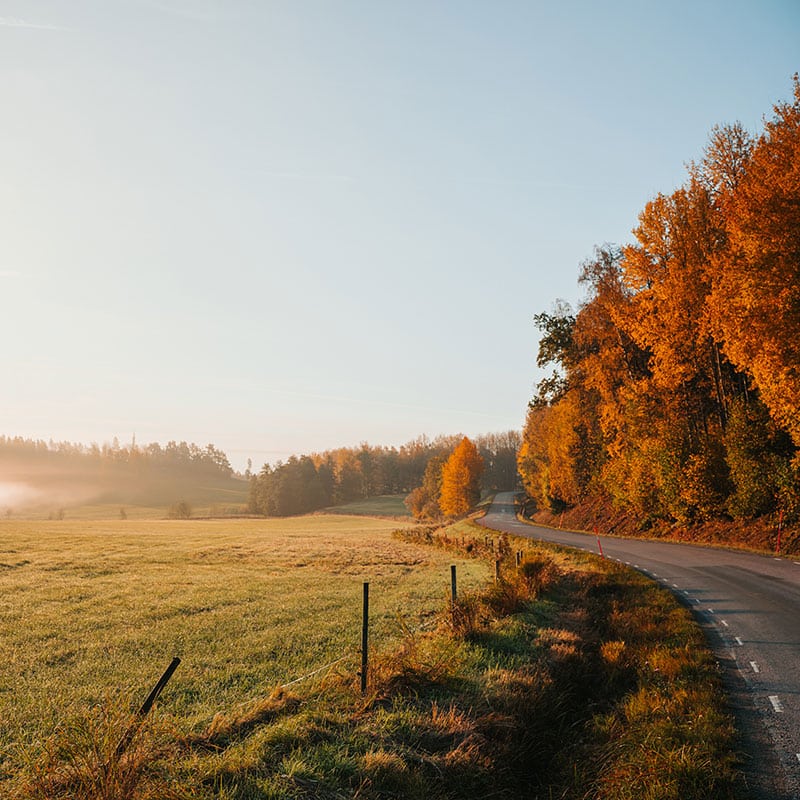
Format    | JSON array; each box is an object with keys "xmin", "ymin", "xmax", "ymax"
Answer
[{"xmin": 1, "ymin": 514, "xmax": 743, "ymax": 798}]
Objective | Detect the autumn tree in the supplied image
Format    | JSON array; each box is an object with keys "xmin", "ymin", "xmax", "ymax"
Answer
[
  {"xmin": 708, "ymin": 76, "xmax": 800, "ymax": 446},
  {"xmin": 439, "ymin": 437, "xmax": 484, "ymax": 517},
  {"xmin": 404, "ymin": 454, "xmax": 446, "ymax": 520}
]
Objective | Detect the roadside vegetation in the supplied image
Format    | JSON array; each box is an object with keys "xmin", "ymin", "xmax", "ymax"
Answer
[{"xmin": 2, "ymin": 515, "xmax": 744, "ymax": 798}]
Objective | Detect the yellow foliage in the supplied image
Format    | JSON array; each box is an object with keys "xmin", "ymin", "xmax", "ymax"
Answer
[{"xmin": 439, "ymin": 437, "xmax": 484, "ymax": 517}]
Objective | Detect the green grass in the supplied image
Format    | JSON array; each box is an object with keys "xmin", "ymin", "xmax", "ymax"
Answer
[
  {"xmin": 2, "ymin": 517, "xmax": 744, "ymax": 799},
  {"xmin": 3, "ymin": 479, "xmax": 250, "ymax": 521},
  {"xmin": 323, "ymin": 494, "xmax": 412, "ymax": 518},
  {"xmin": 0, "ymin": 516, "xmax": 486, "ymax": 786}
]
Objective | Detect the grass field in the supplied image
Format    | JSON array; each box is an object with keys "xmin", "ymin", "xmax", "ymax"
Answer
[
  {"xmin": 1, "ymin": 516, "xmax": 742, "ymax": 799},
  {"xmin": 321, "ymin": 495, "xmax": 411, "ymax": 518},
  {"xmin": 0, "ymin": 516, "xmax": 487, "ymax": 785}
]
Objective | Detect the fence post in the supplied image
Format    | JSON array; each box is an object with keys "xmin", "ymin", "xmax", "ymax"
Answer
[
  {"xmin": 495, "ymin": 559, "xmax": 501, "ymax": 583},
  {"xmin": 360, "ymin": 582, "xmax": 369, "ymax": 694},
  {"xmin": 114, "ymin": 657, "xmax": 181, "ymax": 762}
]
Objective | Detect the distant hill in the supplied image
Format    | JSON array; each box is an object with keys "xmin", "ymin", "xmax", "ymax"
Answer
[{"xmin": 0, "ymin": 436, "xmax": 247, "ymax": 516}]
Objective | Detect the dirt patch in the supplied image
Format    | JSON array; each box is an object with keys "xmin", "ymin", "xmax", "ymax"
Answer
[{"xmin": 527, "ymin": 495, "xmax": 797, "ymax": 555}]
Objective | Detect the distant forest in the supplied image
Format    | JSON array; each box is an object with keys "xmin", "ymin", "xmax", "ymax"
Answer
[
  {"xmin": 519, "ymin": 78, "xmax": 800, "ymax": 527},
  {"xmin": 0, "ymin": 435, "xmax": 238, "ymax": 508},
  {"xmin": 0, "ymin": 430, "xmax": 520, "ymax": 517},
  {"xmin": 248, "ymin": 431, "xmax": 520, "ymax": 517}
]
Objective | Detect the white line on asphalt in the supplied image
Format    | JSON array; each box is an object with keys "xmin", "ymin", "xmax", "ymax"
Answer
[
  {"xmin": 735, "ymin": 637, "xmax": 744, "ymax": 646},
  {"xmin": 707, "ymin": 608, "xmax": 715, "ymax": 613},
  {"xmin": 720, "ymin": 620, "xmax": 729, "ymax": 627},
  {"xmin": 672, "ymin": 583, "xmax": 679, "ymax": 588},
  {"xmin": 769, "ymin": 696, "xmax": 784, "ymax": 713},
  {"xmin": 796, "ymin": 754, "xmax": 800, "ymax": 763},
  {"xmin": 750, "ymin": 662, "xmax": 760, "ymax": 673}
]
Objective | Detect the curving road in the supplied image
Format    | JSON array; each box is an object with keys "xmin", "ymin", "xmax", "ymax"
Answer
[{"xmin": 478, "ymin": 492, "xmax": 800, "ymax": 800}]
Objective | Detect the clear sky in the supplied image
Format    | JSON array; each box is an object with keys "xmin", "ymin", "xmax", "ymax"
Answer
[{"xmin": 2, "ymin": 1, "xmax": 798, "ymax": 471}]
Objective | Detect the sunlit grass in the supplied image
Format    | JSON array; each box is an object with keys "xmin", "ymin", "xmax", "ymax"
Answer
[
  {"xmin": 2, "ymin": 518, "xmax": 743, "ymax": 799},
  {"xmin": 0, "ymin": 516, "xmax": 487, "ymax": 781},
  {"xmin": 321, "ymin": 495, "xmax": 411, "ymax": 518}
]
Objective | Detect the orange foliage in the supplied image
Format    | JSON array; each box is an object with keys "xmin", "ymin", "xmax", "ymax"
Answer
[
  {"xmin": 708, "ymin": 77, "xmax": 800, "ymax": 445},
  {"xmin": 439, "ymin": 437, "xmax": 484, "ymax": 517}
]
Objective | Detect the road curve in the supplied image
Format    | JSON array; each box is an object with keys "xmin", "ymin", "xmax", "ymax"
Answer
[{"xmin": 478, "ymin": 492, "xmax": 800, "ymax": 800}]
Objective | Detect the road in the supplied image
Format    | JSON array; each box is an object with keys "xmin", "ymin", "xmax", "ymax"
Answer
[{"xmin": 478, "ymin": 492, "xmax": 800, "ymax": 799}]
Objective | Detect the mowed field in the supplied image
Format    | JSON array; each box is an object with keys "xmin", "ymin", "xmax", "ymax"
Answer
[{"xmin": 0, "ymin": 516, "xmax": 487, "ymax": 779}]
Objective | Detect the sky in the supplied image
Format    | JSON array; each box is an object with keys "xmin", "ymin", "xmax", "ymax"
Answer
[{"xmin": 1, "ymin": 1, "xmax": 798, "ymax": 471}]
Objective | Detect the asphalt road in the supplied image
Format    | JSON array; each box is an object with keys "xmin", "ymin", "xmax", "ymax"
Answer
[{"xmin": 478, "ymin": 492, "xmax": 800, "ymax": 799}]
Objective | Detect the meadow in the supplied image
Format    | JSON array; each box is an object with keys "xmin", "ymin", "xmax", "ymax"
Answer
[
  {"xmin": 0, "ymin": 515, "xmax": 743, "ymax": 799},
  {"xmin": 0, "ymin": 516, "xmax": 487, "ymax": 783}
]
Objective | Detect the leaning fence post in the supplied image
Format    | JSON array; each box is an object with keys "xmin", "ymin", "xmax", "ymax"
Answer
[
  {"xmin": 114, "ymin": 657, "xmax": 181, "ymax": 761},
  {"xmin": 360, "ymin": 582, "xmax": 369, "ymax": 694}
]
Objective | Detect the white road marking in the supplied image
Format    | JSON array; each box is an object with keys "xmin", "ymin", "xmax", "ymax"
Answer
[
  {"xmin": 769, "ymin": 695, "xmax": 784, "ymax": 713},
  {"xmin": 796, "ymin": 754, "xmax": 800, "ymax": 763},
  {"xmin": 735, "ymin": 637, "xmax": 744, "ymax": 646},
  {"xmin": 720, "ymin": 619, "xmax": 729, "ymax": 627},
  {"xmin": 672, "ymin": 583, "xmax": 679, "ymax": 588},
  {"xmin": 707, "ymin": 608, "xmax": 715, "ymax": 613},
  {"xmin": 750, "ymin": 662, "xmax": 760, "ymax": 673}
]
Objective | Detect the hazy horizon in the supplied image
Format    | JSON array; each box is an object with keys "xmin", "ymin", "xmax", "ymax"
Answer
[{"xmin": 2, "ymin": 1, "xmax": 798, "ymax": 472}]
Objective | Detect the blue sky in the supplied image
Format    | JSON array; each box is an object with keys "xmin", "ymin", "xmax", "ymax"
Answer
[{"xmin": 1, "ymin": 1, "xmax": 798, "ymax": 470}]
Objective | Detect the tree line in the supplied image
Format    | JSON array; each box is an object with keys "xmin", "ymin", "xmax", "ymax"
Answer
[
  {"xmin": 248, "ymin": 431, "xmax": 519, "ymax": 517},
  {"xmin": 0, "ymin": 435, "xmax": 237, "ymax": 506},
  {"xmin": 518, "ymin": 77, "xmax": 800, "ymax": 526}
]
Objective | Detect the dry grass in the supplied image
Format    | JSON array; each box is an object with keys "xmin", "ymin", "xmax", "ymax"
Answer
[
  {"xmin": 3, "ymin": 517, "xmax": 744, "ymax": 799},
  {"xmin": 0, "ymin": 515, "xmax": 487, "ymax": 793}
]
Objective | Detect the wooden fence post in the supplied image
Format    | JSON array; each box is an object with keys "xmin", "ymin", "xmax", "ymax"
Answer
[
  {"xmin": 495, "ymin": 559, "xmax": 501, "ymax": 583},
  {"xmin": 360, "ymin": 582, "xmax": 369, "ymax": 694},
  {"xmin": 114, "ymin": 657, "xmax": 180, "ymax": 761}
]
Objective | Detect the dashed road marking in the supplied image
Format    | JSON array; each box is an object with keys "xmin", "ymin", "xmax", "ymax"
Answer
[
  {"xmin": 769, "ymin": 695, "xmax": 784, "ymax": 713},
  {"xmin": 750, "ymin": 662, "xmax": 760, "ymax": 673},
  {"xmin": 707, "ymin": 608, "xmax": 715, "ymax": 613},
  {"xmin": 735, "ymin": 637, "xmax": 744, "ymax": 646},
  {"xmin": 720, "ymin": 619, "xmax": 729, "ymax": 627},
  {"xmin": 672, "ymin": 583, "xmax": 679, "ymax": 588}
]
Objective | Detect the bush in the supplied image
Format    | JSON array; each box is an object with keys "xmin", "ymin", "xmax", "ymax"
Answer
[{"xmin": 167, "ymin": 501, "xmax": 192, "ymax": 520}]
